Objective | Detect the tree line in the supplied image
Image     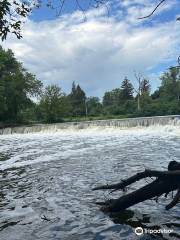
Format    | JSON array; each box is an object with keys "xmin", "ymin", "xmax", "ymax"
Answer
[{"xmin": 1, "ymin": 46, "xmax": 180, "ymax": 125}]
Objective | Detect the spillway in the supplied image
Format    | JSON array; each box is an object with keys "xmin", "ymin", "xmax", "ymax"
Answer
[{"xmin": 0, "ymin": 115, "xmax": 180, "ymax": 135}]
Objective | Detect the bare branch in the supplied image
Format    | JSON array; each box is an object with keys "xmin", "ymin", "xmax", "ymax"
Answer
[
  {"xmin": 92, "ymin": 169, "xmax": 180, "ymax": 191},
  {"xmin": 58, "ymin": 0, "xmax": 66, "ymax": 16},
  {"xmin": 93, "ymin": 161, "xmax": 180, "ymax": 212},
  {"xmin": 138, "ymin": 0, "xmax": 166, "ymax": 19}
]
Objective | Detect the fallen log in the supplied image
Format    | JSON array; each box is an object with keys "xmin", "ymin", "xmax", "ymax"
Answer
[{"xmin": 93, "ymin": 161, "xmax": 180, "ymax": 213}]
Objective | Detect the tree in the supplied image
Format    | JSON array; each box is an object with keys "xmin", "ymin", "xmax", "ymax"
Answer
[
  {"xmin": 151, "ymin": 89, "xmax": 161, "ymax": 100},
  {"xmin": 69, "ymin": 82, "xmax": 86, "ymax": 116},
  {"xmin": 138, "ymin": 78, "xmax": 152, "ymax": 114},
  {"xmin": 140, "ymin": 78, "xmax": 151, "ymax": 95},
  {"xmin": 134, "ymin": 72, "xmax": 142, "ymax": 111},
  {"xmin": 134, "ymin": 73, "xmax": 151, "ymax": 112},
  {"xmin": 102, "ymin": 85, "xmax": 136, "ymax": 116},
  {"xmin": 103, "ymin": 88, "xmax": 123, "ymax": 107},
  {"xmin": 39, "ymin": 85, "xmax": 68, "ymax": 123},
  {"xmin": 160, "ymin": 67, "xmax": 180, "ymax": 101},
  {"xmin": 121, "ymin": 77, "xmax": 134, "ymax": 100},
  {"xmin": 86, "ymin": 97, "xmax": 102, "ymax": 116},
  {"xmin": 0, "ymin": 46, "xmax": 42, "ymax": 122}
]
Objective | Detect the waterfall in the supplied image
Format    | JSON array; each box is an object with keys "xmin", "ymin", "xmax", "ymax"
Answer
[{"xmin": 1, "ymin": 115, "xmax": 180, "ymax": 135}]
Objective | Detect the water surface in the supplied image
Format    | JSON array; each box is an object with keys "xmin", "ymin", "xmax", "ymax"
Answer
[{"xmin": 0, "ymin": 126, "xmax": 180, "ymax": 240}]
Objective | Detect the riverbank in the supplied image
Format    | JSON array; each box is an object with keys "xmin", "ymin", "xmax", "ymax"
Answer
[
  {"xmin": 0, "ymin": 114, "xmax": 131, "ymax": 129},
  {"xmin": 0, "ymin": 122, "xmax": 34, "ymax": 129}
]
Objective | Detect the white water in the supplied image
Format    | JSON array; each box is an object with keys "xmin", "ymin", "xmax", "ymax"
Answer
[
  {"xmin": 0, "ymin": 125, "xmax": 180, "ymax": 239},
  {"xmin": 1, "ymin": 115, "xmax": 180, "ymax": 135}
]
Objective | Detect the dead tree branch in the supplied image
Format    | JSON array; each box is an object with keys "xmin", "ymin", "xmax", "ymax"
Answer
[
  {"xmin": 93, "ymin": 170, "xmax": 180, "ymax": 191},
  {"xmin": 138, "ymin": 0, "xmax": 166, "ymax": 19},
  {"xmin": 93, "ymin": 161, "xmax": 180, "ymax": 213},
  {"xmin": 165, "ymin": 188, "xmax": 180, "ymax": 210}
]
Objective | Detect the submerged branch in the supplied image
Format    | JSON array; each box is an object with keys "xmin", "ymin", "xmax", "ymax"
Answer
[
  {"xmin": 92, "ymin": 170, "xmax": 180, "ymax": 191},
  {"xmin": 166, "ymin": 188, "xmax": 180, "ymax": 210},
  {"xmin": 93, "ymin": 161, "xmax": 180, "ymax": 212}
]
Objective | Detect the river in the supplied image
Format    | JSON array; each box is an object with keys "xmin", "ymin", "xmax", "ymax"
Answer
[{"xmin": 0, "ymin": 126, "xmax": 180, "ymax": 240}]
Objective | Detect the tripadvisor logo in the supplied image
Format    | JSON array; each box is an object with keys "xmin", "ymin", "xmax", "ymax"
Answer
[
  {"xmin": 134, "ymin": 227, "xmax": 173, "ymax": 236},
  {"xmin": 135, "ymin": 227, "xmax": 144, "ymax": 236}
]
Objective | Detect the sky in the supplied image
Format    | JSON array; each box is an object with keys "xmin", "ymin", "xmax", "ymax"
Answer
[{"xmin": 2, "ymin": 0, "xmax": 180, "ymax": 98}]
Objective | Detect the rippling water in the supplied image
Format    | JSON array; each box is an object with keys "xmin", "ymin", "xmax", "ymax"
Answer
[{"xmin": 0, "ymin": 126, "xmax": 180, "ymax": 240}]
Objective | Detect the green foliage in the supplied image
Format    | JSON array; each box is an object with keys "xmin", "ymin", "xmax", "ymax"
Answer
[
  {"xmin": 121, "ymin": 77, "xmax": 134, "ymax": 100},
  {"xmin": 38, "ymin": 85, "xmax": 70, "ymax": 123},
  {"xmin": 137, "ymin": 100, "xmax": 180, "ymax": 117},
  {"xmin": 140, "ymin": 92, "xmax": 152, "ymax": 113},
  {"xmin": 160, "ymin": 67, "xmax": 180, "ymax": 101},
  {"xmin": 103, "ymin": 78, "xmax": 134, "ymax": 115},
  {"xmin": 69, "ymin": 82, "xmax": 86, "ymax": 116},
  {"xmin": 140, "ymin": 78, "xmax": 151, "ymax": 95},
  {"xmin": 0, "ymin": 46, "xmax": 42, "ymax": 122},
  {"xmin": 151, "ymin": 89, "xmax": 161, "ymax": 99},
  {"xmin": 0, "ymin": 0, "xmax": 32, "ymax": 40},
  {"xmin": 86, "ymin": 97, "xmax": 102, "ymax": 116},
  {"xmin": 103, "ymin": 88, "xmax": 122, "ymax": 107}
]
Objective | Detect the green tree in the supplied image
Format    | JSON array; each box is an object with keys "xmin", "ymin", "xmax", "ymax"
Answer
[
  {"xmin": 103, "ymin": 91, "xmax": 113, "ymax": 107},
  {"xmin": 102, "ymin": 82, "xmax": 135, "ymax": 116},
  {"xmin": 69, "ymin": 82, "xmax": 86, "ymax": 116},
  {"xmin": 39, "ymin": 85, "xmax": 69, "ymax": 123},
  {"xmin": 121, "ymin": 77, "xmax": 134, "ymax": 100},
  {"xmin": 151, "ymin": 89, "xmax": 161, "ymax": 100},
  {"xmin": 0, "ymin": 46, "xmax": 42, "ymax": 122},
  {"xmin": 86, "ymin": 97, "xmax": 102, "ymax": 116},
  {"xmin": 103, "ymin": 88, "xmax": 122, "ymax": 107},
  {"xmin": 140, "ymin": 78, "xmax": 151, "ymax": 95},
  {"xmin": 160, "ymin": 67, "xmax": 180, "ymax": 101},
  {"xmin": 139, "ymin": 78, "xmax": 151, "ymax": 114}
]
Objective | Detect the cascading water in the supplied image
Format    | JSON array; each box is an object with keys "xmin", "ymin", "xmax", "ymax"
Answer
[{"xmin": 1, "ymin": 115, "xmax": 180, "ymax": 135}]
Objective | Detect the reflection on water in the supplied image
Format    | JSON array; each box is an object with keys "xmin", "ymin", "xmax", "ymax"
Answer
[{"xmin": 0, "ymin": 126, "xmax": 179, "ymax": 240}]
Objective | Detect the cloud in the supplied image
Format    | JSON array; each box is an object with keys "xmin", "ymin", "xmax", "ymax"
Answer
[
  {"xmin": 2, "ymin": 5, "xmax": 180, "ymax": 97},
  {"xmin": 117, "ymin": 0, "xmax": 178, "ymax": 25}
]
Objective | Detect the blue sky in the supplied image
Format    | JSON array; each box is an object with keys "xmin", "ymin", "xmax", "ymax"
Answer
[
  {"xmin": 2, "ymin": 0, "xmax": 180, "ymax": 97},
  {"xmin": 30, "ymin": 0, "xmax": 179, "ymax": 23}
]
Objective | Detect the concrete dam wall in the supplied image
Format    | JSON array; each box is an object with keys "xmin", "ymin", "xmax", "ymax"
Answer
[{"xmin": 1, "ymin": 115, "xmax": 180, "ymax": 135}]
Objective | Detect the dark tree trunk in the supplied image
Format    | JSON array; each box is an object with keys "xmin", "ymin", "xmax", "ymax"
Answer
[{"xmin": 93, "ymin": 161, "xmax": 180, "ymax": 213}]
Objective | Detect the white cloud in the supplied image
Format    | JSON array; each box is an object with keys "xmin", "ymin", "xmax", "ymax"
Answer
[
  {"xmin": 118, "ymin": 0, "xmax": 178, "ymax": 25},
  {"xmin": 2, "ymin": 5, "xmax": 180, "ymax": 97}
]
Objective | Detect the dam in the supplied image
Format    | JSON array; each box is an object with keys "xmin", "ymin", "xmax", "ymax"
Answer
[{"xmin": 1, "ymin": 115, "xmax": 180, "ymax": 135}]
